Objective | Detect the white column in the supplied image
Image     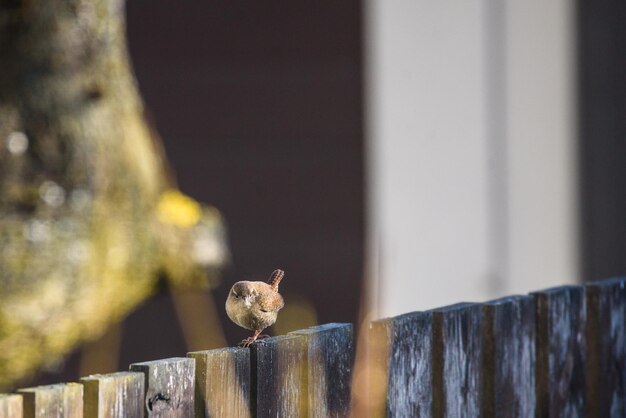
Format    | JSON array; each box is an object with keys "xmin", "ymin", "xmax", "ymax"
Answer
[
  {"xmin": 505, "ymin": 0, "xmax": 578, "ymax": 293},
  {"xmin": 364, "ymin": 0, "xmax": 578, "ymax": 317},
  {"xmin": 365, "ymin": 0, "xmax": 492, "ymax": 316}
]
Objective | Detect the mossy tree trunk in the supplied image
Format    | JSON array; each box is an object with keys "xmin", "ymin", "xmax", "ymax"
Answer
[{"xmin": 0, "ymin": 0, "xmax": 225, "ymax": 389}]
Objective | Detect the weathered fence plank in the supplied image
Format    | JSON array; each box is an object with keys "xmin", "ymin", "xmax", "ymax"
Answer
[
  {"xmin": 289, "ymin": 323, "xmax": 353, "ymax": 418},
  {"xmin": 188, "ymin": 347, "xmax": 251, "ymax": 418},
  {"xmin": 482, "ymin": 295, "xmax": 535, "ymax": 418},
  {"xmin": 585, "ymin": 277, "xmax": 626, "ymax": 418},
  {"xmin": 251, "ymin": 335, "xmax": 308, "ymax": 417},
  {"xmin": 431, "ymin": 303, "xmax": 482, "ymax": 418},
  {"xmin": 130, "ymin": 357, "xmax": 195, "ymax": 418},
  {"xmin": 18, "ymin": 383, "xmax": 83, "ymax": 418},
  {"xmin": 533, "ymin": 285, "xmax": 586, "ymax": 418},
  {"xmin": 81, "ymin": 372, "xmax": 144, "ymax": 418},
  {"xmin": 370, "ymin": 311, "xmax": 433, "ymax": 418},
  {"xmin": 0, "ymin": 394, "xmax": 23, "ymax": 418}
]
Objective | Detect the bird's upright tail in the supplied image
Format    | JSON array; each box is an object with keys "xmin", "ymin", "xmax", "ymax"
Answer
[{"xmin": 268, "ymin": 269, "xmax": 284, "ymax": 291}]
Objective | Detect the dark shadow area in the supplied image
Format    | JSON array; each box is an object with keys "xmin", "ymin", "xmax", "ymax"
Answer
[{"xmin": 578, "ymin": 0, "xmax": 626, "ymax": 280}]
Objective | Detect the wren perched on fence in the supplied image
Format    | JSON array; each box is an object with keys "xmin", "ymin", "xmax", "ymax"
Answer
[
  {"xmin": 1, "ymin": 277, "xmax": 625, "ymax": 417},
  {"xmin": 226, "ymin": 269, "xmax": 285, "ymax": 346}
]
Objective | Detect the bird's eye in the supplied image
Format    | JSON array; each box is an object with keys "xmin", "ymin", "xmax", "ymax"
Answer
[{"xmin": 233, "ymin": 292, "xmax": 239, "ymax": 298}]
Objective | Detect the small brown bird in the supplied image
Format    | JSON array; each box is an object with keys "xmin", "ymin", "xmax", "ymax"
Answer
[{"xmin": 225, "ymin": 269, "xmax": 285, "ymax": 347}]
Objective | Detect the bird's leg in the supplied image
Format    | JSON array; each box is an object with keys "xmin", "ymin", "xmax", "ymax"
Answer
[{"xmin": 239, "ymin": 329, "xmax": 262, "ymax": 347}]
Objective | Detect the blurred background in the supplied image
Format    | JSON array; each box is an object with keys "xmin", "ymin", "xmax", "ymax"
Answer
[{"xmin": 3, "ymin": 0, "xmax": 625, "ymax": 388}]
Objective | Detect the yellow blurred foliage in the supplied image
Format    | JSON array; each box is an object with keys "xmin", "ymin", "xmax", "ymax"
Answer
[{"xmin": 157, "ymin": 190, "xmax": 202, "ymax": 229}]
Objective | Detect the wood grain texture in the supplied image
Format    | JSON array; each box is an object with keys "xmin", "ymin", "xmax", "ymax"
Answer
[
  {"xmin": 251, "ymin": 335, "xmax": 307, "ymax": 418},
  {"xmin": 585, "ymin": 277, "xmax": 626, "ymax": 418},
  {"xmin": 188, "ymin": 348, "xmax": 250, "ymax": 418},
  {"xmin": 130, "ymin": 357, "xmax": 195, "ymax": 418},
  {"xmin": 0, "ymin": 394, "xmax": 23, "ymax": 418},
  {"xmin": 482, "ymin": 295, "xmax": 535, "ymax": 418},
  {"xmin": 18, "ymin": 383, "xmax": 83, "ymax": 418},
  {"xmin": 81, "ymin": 372, "xmax": 144, "ymax": 418},
  {"xmin": 371, "ymin": 311, "xmax": 433, "ymax": 418},
  {"xmin": 289, "ymin": 323, "xmax": 353, "ymax": 418},
  {"xmin": 431, "ymin": 303, "xmax": 482, "ymax": 418},
  {"xmin": 533, "ymin": 286, "xmax": 586, "ymax": 418}
]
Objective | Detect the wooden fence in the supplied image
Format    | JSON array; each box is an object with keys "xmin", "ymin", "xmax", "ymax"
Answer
[{"xmin": 0, "ymin": 277, "xmax": 624, "ymax": 417}]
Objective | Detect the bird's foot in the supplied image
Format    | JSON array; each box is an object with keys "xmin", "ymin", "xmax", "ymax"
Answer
[
  {"xmin": 239, "ymin": 337, "xmax": 261, "ymax": 347},
  {"xmin": 238, "ymin": 338, "xmax": 253, "ymax": 347},
  {"xmin": 238, "ymin": 330, "xmax": 268, "ymax": 347}
]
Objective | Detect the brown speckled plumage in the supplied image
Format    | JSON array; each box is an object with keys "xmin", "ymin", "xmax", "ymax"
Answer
[{"xmin": 225, "ymin": 269, "xmax": 285, "ymax": 347}]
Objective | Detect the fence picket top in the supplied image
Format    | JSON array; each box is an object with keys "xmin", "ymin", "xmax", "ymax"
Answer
[
  {"xmin": 371, "ymin": 309, "xmax": 428, "ymax": 326},
  {"xmin": 584, "ymin": 276, "xmax": 626, "ymax": 418},
  {"xmin": 532, "ymin": 285, "xmax": 586, "ymax": 418},
  {"xmin": 533, "ymin": 284, "xmax": 584, "ymax": 295},
  {"xmin": 430, "ymin": 302, "xmax": 482, "ymax": 418},
  {"xmin": 289, "ymin": 323, "xmax": 353, "ymax": 418},
  {"xmin": 80, "ymin": 371, "xmax": 144, "ymax": 418},
  {"xmin": 130, "ymin": 357, "xmax": 195, "ymax": 418},
  {"xmin": 482, "ymin": 295, "xmax": 536, "ymax": 418},
  {"xmin": 429, "ymin": 302, "xmax": 476, "ymax": 313},
  {"xmin": 251, "ymin": 334, "xmax": 308, "ymax": 418},
  {"xmin": 371, "ymin": 310, "xmax": 433, "ymax": 418},
  {"xmin": 0, "ymin": 394, "xmax": 23, "ymax": 418},
  {"xmin": 587, "ymin": 276, "xmax": 626, "ymax": 288},
  {"xmin": 288, "ymin": 322, "xmax": 351, "ymax": 334},
  {"xmin": 81, "ymin": 371, "xmax": 143, "ymax": 381},
  {"xmin": 188, "ymin": 347, "xmax": 251, "ymax": 418},
  {"xmin": 18, "ymin": 382, "xmax": 83, "ymax": 418},
  {"xmin": 483, "ymin": 294, "xmax": 527, "ymax": 306}
]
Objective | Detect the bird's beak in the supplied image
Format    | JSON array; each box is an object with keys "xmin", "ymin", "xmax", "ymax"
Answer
[{"xmin": 243, "ymin": 295, "xmax": 252, "ymax": 308}]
